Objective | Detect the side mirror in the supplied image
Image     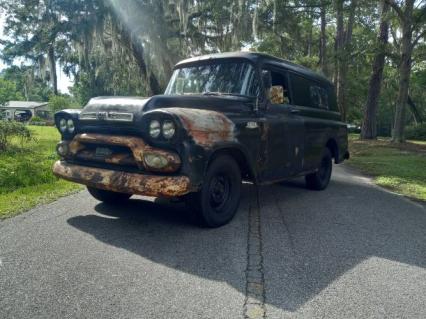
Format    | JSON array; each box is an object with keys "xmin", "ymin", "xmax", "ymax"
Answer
[{"xmin": 269, "ymin": 85, "xmax": 285, "ymax": 104}]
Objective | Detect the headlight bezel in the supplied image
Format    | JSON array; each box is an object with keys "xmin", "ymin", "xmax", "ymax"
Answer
[
  {"xmin": 146, "ymin": 116, "xmax": 179, "ymax": 142},
  {"xmin": 54, "ymin": 110, "xmax": 81, "ymax": 140}
]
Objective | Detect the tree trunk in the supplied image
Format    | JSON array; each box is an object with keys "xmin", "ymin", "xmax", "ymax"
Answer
[
  {"xmin": 131, "ymin": 35, "xmax": 162, "ymax": 96},
  {"xmin": 319, "ymin": 1, "xmax": 327, "ymax": 75},
  {"xmin": 307, "ymin": 12, "xmax": 313, "ymax": 57},
  {"xmin": 392, "ymin": 0, "xmax": 414, "ymax": 143},
  {"xmin": 361, "ymin": 0, "xmax": 389, "ymax": 139},
  {"xmin": 48, "ymin": 45, "xmax": 58, "ymax": 95},
  {"xmin": 335, "ymin": 0, "xmax": 345, "ymax": 120},
  {"xmin": 334, "ymin": 0, "xmax": 357, "ymax": 122}
]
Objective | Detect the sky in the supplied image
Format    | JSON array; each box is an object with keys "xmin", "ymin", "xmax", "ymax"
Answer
[{"xmin": 0, "ymin": 14, "xmax": 72, "ymax": 95}]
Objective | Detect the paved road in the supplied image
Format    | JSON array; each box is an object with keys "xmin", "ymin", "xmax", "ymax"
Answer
[{"xmin": 1, "ymin": 165, "xmax": 425, "ymax": 319}]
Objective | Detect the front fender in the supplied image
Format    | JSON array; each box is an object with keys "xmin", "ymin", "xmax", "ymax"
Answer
[
  {"xmin": 143, "ymin": 107, "xmax": 258, "ymax": 187},
  {"xmin": 147, "ymin": 108, "xmax": 236, "ymax": 147}
]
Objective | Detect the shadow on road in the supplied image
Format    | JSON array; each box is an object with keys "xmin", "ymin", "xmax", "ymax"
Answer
[{"xmin": 67, "ymin": 168, "xmax": 426, "ymax": 313}]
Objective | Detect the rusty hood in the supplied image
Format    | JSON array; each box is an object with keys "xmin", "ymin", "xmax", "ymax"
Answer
[
  {"xmin": 78, "ymin": 95, "xmax": 251, "ymax": 142},
  {"xmin": 83, "ymin": 96, "xmax": 151, "ymax": 114},
  {"xmin": 82, "ymin": 94, "xmax": 251, "ymax": 115}
]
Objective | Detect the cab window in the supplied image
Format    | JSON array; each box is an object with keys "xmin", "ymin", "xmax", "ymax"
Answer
[
  {"xmin": 289, "ymin": 73, "xmax": 312, "ymax": 107},
  {"xmin": 262, "ymin": 68, "xmax": 291, "ymax": 104},
  {"xmin": 310, "ymin": 86, "xmax": 329, "ymax": 109},
  {"xmin": 290, "ymin": 73, "xmax": 332, "ymax": 110}
]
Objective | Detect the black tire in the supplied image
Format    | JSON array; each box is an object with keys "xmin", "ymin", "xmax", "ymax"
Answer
[
  {"xmin": 305, "ymin": 148, "xmax": 333, "ymax": 190},
  {"xmin": 87, "ymin": 186, "xmax": 131, "ymax": 204},
  {"xmin": 187, "ymin": 155, "xmax": 242, "ymax": 228}
]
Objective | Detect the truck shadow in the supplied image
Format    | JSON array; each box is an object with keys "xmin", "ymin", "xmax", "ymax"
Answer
[{"xmin": 67, "ymin": 168, "xmax": 426, "ymax": 313}]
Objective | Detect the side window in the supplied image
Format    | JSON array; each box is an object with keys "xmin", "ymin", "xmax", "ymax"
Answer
[
  {"xmin": 318, "ymin": 87, "xmax": 329, "ymax": 109},
  {"xmin": 310, "ymin": 86, "xmax": 329, "ymax": 109},
  {"xmin": 290, "ymin": 73, "xmax": 331, "ymax": 109},
  {"xmin": 289, "ymin": 73, "xmax": 311, "ymax": 107},
  {"xmin": 328, "ymin": 87, "xmax": 338, "ymax": 111},
  {"xmin": 310, "ymin": 86, "xmax": 321, "ymax": 108},
  {"xmin": 263, "ymin": 68, "xmax": 291, "ymax": 104}
]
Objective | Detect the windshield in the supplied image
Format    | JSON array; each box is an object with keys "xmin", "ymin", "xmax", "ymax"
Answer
[{"xmin": 165, "ymin": 61, "xmax": 260, "ymax": 97}]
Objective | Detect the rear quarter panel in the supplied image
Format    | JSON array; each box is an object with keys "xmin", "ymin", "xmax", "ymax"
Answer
[{"xmin": 294, "ymin": 105, "xmax": 347, "ymax": 169}]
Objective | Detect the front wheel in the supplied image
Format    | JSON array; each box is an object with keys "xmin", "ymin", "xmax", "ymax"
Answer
[
  {"xmin": 87, "ymin": 187, "xmax": 131, "ymax": 204},
  {"xmin": 187, "ymin": 155, "xmax": 242, "ymax": 228},
  {"xmin": 305, "ymin": 148, "xmax": 333, "ymax": 190}
]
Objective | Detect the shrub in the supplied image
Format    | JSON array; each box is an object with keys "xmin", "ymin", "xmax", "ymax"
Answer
[
  {"xmin": 30, "ymin": 116, "xmax": 44, "ymax": 122},
  {"xmin": 405, "ymin": 123, "xmax": 426, "ymax": 141},
  {"xmin": 29, "ymin": 116, "xmax": 47, "ymax": 126},
  {"xmin": 0, "ymin": 121, "xmax": 32, "ymax": 151}
]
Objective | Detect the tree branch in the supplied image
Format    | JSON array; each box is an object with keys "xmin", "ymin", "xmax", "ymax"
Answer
[
  {"xmin": 385, "ymin": 0, "xmax": 404, "ymax": 21},
  {"xmin": 411, "ymin": 6, "xmax": 426, "ymax": 32},
  {"xmin": 390, "ymin": 24, "xmax": 400, "ymax": 49},
  {"xmin": 412, "ymin": 29, "xmax": 426, "ymax": 47}
]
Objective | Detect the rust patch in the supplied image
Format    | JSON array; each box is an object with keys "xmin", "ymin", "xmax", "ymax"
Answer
[
  {"xmin": 76, "ymin": 150, "xmax": 137, "ymax": 167},
  {"xmin": 53, "ymin": 161, "xmax": 192, "ymax": 197},
  {"xmin": 67, "ymin": 134, "xmax": 181, "ymax": 172},
  {"xmin": 162, "ymin": 108, "xmax": 236, "ymax": 147}
]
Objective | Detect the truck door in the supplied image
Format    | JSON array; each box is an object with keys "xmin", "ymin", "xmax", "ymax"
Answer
[{"xmin": 259, "ymin": 67, "xmax": 304, "ymax": 182}]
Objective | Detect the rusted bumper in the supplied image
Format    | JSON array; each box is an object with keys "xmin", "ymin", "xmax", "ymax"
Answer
[{"xmin": 53, "ymin": 161, "xmax": 192, "ymax": 197}]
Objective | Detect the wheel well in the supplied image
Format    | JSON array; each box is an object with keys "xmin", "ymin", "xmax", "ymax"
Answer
[
  {"xmin": 208, "ymin": 148, "xmax": 254, "ymax": 181},
  {"xmin": 326, "ymin": 139, "xmax": 339, "ymax": 163}
]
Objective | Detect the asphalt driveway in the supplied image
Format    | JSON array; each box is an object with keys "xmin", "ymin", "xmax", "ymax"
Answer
[{"xmin": 0, "ymin": 165, "xmax": 425, "ymax": 319}]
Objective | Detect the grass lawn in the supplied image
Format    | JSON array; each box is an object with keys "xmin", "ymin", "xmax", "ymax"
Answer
[
  {"xmin": 348, "ymin": 134, "xmax": 426, "ymax": 202},
  {"xmin": 0, "ymin": 126, "xmax": 82, "ymax": 219}
]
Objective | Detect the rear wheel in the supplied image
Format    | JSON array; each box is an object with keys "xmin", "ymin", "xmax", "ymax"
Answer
[
  {"xmin": 187, "ymin": 155, "xmax": 241, "ymax": 228},
  {"xmin": 305, "ymin": 148, "xmax": 333, "ymax": 190},
  {"xmin": 87, "ymin": 187, "xmax": 131, "ymax": 204}
]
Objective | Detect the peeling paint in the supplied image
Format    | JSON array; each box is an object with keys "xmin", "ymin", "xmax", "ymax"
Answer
[
  {"xmin": 53, "ymin": 161, "xmax": 192, "ymax": 197},
  {"xmin": 162, "ymin": 108, "xmax": 236, "ymax": 147}
]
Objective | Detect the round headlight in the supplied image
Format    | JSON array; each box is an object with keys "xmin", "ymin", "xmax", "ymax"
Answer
[
  {"xmin": 162, "ymin": 120, "xmax": 176, "ymax": 139},
  {"xmin": 149, "ymin": 120, "xmax": 161, "ymax": 138},
  {"xmin": 144, "ymin": 153, "xmax": 169, "ymax": 169},
  {"xmin": 59, "ymin": 118, "xmax": 67, "ymax": 132},
  {"xmin": 67, "ymin": 119, "xmax": 75, "ymax": 133}
]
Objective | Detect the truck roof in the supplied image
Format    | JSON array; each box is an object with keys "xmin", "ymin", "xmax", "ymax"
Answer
[{"xmin": 175, "ymin": 51, "xmax": 332, "ymax": 86}]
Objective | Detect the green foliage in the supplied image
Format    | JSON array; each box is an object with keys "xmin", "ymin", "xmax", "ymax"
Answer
[
  {"xmin": 29, "ymin": 116, "xmax": 44, "ymax": 123},
  {"xmin": 29, "ymin": 116, "xmax": 48, "ymax": 126},
  {"xmin": 405, "ymin": 124, "xmax": 426, "ymax": 141},
  {"xmin": 0, "ymin": 78, "xmax": 24, "ymax": 105},
  {"xmin": 48, "ymin": 95, "xmax": 71, "ymax": 113},
  {"xmin": 0, "ymin": 0, "xmax": 425, "ymax": 134},
  {"xmin": 1, "ymin": 66, "xmax": 53, "ymax": 101},
  {"xmin": 349, "ymin": 136, "xmax": 426, "ymax": 201},
  {"xmin": 0, "ymin": 120, "xmax": 32, "ymax": 151},
  {"xmin": 0, "ymin": 126, "xmax": 81, "ymax": 218},
  {"xmin": 48, "ymin": 94, "xmax": 79, "ymax": 113}
]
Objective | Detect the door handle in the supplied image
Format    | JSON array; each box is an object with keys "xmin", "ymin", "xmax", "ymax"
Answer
[{"xmin": 290, "ymin": 109, "xmax": 300, "ymax": 114}]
